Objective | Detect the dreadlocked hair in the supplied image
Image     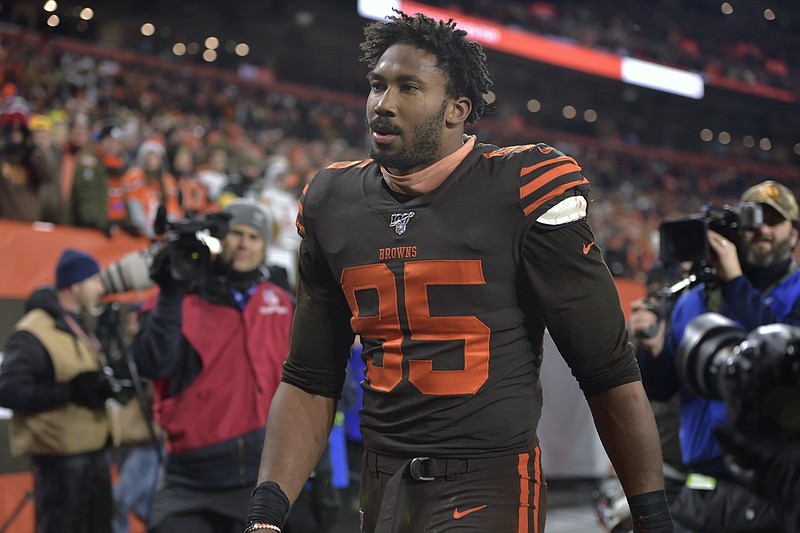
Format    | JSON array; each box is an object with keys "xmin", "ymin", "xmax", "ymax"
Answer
[{"xmin": 359, "ymin": 10, "xmax": 492, "ymax": 125}]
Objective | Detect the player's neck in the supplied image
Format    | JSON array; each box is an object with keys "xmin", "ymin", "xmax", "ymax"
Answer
[{"xmin": 382, "ymin": 135, "xmax": 475, "ymax": 196}]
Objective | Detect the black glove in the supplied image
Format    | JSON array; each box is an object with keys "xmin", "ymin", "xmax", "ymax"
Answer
[
  {"xmin": 68, "ymin": 371, "xmax": 114, "ymax": 409},
  {"xmin": 148, "ymin": 243, "xmax": 177, "ymax": 290}
]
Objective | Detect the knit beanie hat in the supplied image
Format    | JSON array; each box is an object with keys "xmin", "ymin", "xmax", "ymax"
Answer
[
  {"xmin": 55, "ymin": 249, "xmax": 100, "ymax": 289},
  {"xmin": 223, "ymin": 199, "xmax": 273, "ymax": 247}
]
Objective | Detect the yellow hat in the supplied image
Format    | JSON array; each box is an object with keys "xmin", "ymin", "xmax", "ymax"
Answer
[{"xmin": 28, "ymin": 114, "xmax": 53, "ymax": 133}]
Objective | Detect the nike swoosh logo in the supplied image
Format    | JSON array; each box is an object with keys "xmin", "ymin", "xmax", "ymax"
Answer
[
  {"xmin": 453, "ymin": 505, "xmax": 487, "ymax": 519},
  {"xmin": 583, "ymin": 241, "xmax": 595, "ymax": 254}
]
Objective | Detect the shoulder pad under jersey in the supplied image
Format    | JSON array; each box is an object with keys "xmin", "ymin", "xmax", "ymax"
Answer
[{"xmin": 296, "ymin": 159, "xmax": 374, "ymax": 237}]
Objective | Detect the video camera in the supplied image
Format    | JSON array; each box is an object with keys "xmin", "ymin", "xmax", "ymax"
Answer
[
  {"xmin": 677, "ymin": 313, "xmax": 800, "ymax": 439},
  {"xmin": 659, "ymin": 203, "xmax": 764, "ymax": 265},
  {"xmin": 100, "ymin": 212, "xmax": 231, "ymax": 293}
]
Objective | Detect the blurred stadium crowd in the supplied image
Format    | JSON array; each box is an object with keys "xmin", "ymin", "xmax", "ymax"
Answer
[
  {"xmin": 1, "ymin": 0, "xmax": 798, "ymax": 282},
  {"xmin": 428, "ymin": 0, "xmax": 798, "ymax": 92}
]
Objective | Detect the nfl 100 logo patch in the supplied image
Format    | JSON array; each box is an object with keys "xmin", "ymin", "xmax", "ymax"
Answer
[{"xmin": 389, "ymin": 212, "xmax": 415, "ymax": 235}]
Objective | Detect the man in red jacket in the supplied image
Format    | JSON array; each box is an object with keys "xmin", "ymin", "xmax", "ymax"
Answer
[{"xmin": 134, "ymin": 199, "xmax": 294, "ymax": 533}]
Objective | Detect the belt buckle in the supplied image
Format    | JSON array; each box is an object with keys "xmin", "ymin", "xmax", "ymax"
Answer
[{"xmin": 409, "ymin": 457, "xmax": 435, "ymax": 481}]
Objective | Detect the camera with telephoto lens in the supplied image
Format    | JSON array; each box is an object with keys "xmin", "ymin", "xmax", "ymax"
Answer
[
  {"xmin": 677, "ymin": 313, "xmax": 800, "ymax": 439},
  {"xmin": 100, "ymin": 212, "xmax": 230, "ymax": 293},
  {"xmin": 659, "ymin": 203, "xmax": 764, "ymax": 265}
]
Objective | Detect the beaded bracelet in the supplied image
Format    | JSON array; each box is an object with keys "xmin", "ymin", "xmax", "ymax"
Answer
[{"xmin": 244, "ymin": 523, "xmax": 281, "ymax": 533}]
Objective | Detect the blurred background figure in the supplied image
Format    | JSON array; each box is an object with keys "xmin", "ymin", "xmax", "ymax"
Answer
[
  {"xmin": 122, "ymin": 137, "xmax": 183, "ymax": 238},
  {"xmin": 63, "ymin": 120, "xmax": 132, "ymax": 236},
  {"xmin": 172, "ymin": 146, "xmax": 214, "ymax": 218},
  {"xmin": 195, "ymin": 147, "xmax": 230, "ymax": 203},
  {"xmin": 261, "ymin": 155, "xmax": 302, "ymax": 291},
  {"xmin": 0, "ymin": 96, "xmax": 58, "ymax": 222},
  {"xmin": 94, "ymin": 302, "xmax": 162, "ymax": 533},
  {"xmin": 57, "ymin": 114, "xmax": 92, "ymax": 220},
  {"xmin": 217, "ymin": 149, "xmax": 265, "ymax": 206}
]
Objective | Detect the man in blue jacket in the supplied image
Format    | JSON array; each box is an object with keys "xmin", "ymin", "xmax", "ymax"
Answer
[{"xmin": 633, "ymin": 180, "xmax": 800, "ymax": 532}]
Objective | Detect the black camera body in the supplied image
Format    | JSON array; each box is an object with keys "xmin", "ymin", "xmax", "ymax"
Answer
[
  {"xmin": 678, "ymin": 313, "xmax": 800, "ymax": 439},
  {"xmin": 100, "ymin": 212, "xmax": 231, "ymax": 294},
  {"xmin": 659, "ymin": 203, "xmax": 764, "ymax": 265},
  {"xmin": 160, "ymin": 212, "xmax": 230, "ymax": 284}
]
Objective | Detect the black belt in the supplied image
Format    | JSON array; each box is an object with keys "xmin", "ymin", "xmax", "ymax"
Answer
[{"xmin": 365, "ymin": 449, "xmax": 469, "ymax": 482}]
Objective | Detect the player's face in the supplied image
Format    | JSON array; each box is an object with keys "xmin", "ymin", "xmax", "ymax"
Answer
[
  {"xmin": 741, "ymin": 205, "xmax": 798, "ymax": 267},
  {"xmin": 221, "ymin": 223, "xmax": 266, "ymax": 272},
  {"xmin": 366, "ymin": 43, "xmax": 451, "ymax": 174}
]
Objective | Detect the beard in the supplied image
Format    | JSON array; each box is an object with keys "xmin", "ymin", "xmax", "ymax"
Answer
[
  {"xmin": 743, "ymin": 234, "xmax": 795, "ymax": 268},
  {"xmin": 369, "ymin": 100, "xmax": 447, "ymax": 172}
]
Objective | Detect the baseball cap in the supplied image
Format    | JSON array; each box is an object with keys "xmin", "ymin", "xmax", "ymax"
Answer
[
  {"xmin": 223, "ymin": 199, "xmax": 273, "ymax": 247},
  {"xmin": 55, "ymin": 249, "xmax": 100, "ymax": 289},
  {"xmin": 740, "ymin": 180, "xmax": 799, "ymax": 224}
]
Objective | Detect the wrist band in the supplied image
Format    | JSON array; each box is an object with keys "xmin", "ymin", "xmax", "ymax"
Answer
[
  {"xmin": 629, "ymin": 489, "xmax": 673, "ymax": 532},
  {"xmin": 245, "ymin": 481, "xmax": 291, "ymax": 531},
  {"xmin": 244, "ymin": 523, "xmax": 281, "ymax": 533}
]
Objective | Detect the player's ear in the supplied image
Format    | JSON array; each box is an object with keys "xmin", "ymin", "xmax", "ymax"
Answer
[{"xmin": 446, "ymin": 96, "xmax": 471, "ymax": 127}]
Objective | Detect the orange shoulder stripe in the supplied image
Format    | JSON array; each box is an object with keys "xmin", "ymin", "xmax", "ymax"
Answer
[
  {"xmin": 482, "ymin": 144, "xmax": 537, "ymax": 158},
  {"xmin": 523, "ymin": 177, "xmax": 589, "ymax": 216},
  {"xmin": 520, "ymin": 155, "xmax": 580, "ymax": 178},
  {"xmin": 519, "ymin": 162, "xmax": 582, "ymax": 199},
  {"xmin": 327, "ymin": 160, "xmax": 369, "ymax": 169}
]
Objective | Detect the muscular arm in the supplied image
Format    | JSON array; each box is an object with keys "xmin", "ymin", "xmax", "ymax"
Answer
[
  {"xmin": 523, "ymin": 218, "xmax": 665, "ymax": 496},
  {"xmin": 588, "ymin": 381, "xmax": 665, "ymax": 496},
  {"xmin": 254, "ymin": 238, "xmax": 354, "ymax": 508},
  {"xmin": 256, "ymin": 383, "xmax": 337, "ymax": 503}
]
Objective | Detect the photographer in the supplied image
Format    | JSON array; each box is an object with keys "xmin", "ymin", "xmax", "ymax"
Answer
[
  {"xmin": 638, "ymin": 180, "xmax": 800, "ymax": 532},
  {"xmin": 133, "ymin": 199, "xmax": 294, "ymax": 533},
  {"xmin": 628, "ymin": 263, "xmax": 692, "ymax": 532},
  {"xmin": 0, "ymin": 248, "xmax": 119, "ymax": 533},
  {"xmin": 715, "ymin": 426, "xmax": 800, "ymax": 530}
]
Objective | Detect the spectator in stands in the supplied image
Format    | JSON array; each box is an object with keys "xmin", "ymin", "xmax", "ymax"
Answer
[
  {"xmin": 122, "ymin": 138, "xmax": 183, "ymax": 238},
  {"xmin": 172, "ymin": 146, "xmax": 213, "ymax": 217},
  {"xmin": 0, "ymin": 97, "xmax": 58, "ymax": 222},
  {"xmin": 195, "ymin": 147, "xmax": 230, "ymax": 202},
  {"xmin": 217, "ymin": 150, "xmax": 265, "ymax": 207},
  {"xmin": 28, "ymin": 113, "xmax": 62, "ymax": 222},
  {"xmin": 133, "ymin": 199, "xmax": 294, "ymax": 533},
  {"xmin": 58, "ymin": 114, "xmax": 92, "ymax": 218},
  {"xmin": 64, "ymin": 121, "xmax": 132, "ymax": 235},
  {"xmin": 0, "ymin": 248, "xmax": 118, "ymax": 533},
  {"xmin": 261, "ymin": 154, "xmax": 302, "ymax": 291}
]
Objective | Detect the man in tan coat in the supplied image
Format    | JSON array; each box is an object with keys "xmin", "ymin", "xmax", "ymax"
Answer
[{"xmin": 0, "ymin": 248, "xmax": 118, "ymax": 533}]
